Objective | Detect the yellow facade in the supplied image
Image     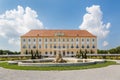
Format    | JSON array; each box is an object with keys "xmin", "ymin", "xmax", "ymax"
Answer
[{"xmin": 21, "ymin": 35, "xmax": 97, "ymax": 57}]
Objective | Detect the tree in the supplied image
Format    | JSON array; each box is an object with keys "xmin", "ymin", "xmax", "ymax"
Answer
[
  {"xmin": 84, "ymin": 49, "xmax": 88, "ymax": 59},
  {"xmin": 76, "ymin": 51, "xmax": 80, "ymax": 58},
  {"xmin": 25, "ymin": 50, "xmax": 28, "ymax": 55},
  {"xmin": 0, "ymin": 50, "xmax": 3, "ymax": 55},
  {"xmin": 31, "ymin": 50, "xmax": 35, "ymax": 59},
  {"xmin": 36, "ymin": 50, "xmax": 39, "ymax": 59},
  {"xmin": 90, "ymin": 50, "xmax": 94, "ymax": 54}
]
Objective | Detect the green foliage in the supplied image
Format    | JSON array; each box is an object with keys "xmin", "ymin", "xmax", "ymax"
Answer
[
  {"xmin": 98, "ymin": 46, "xmax": 120, "ymax": 54},
  {"xmin": 76, "ymin": 51, "xmax": 81, "ymax": 58},
  {"xmin": 0, "ymin": 49, "xmax": 20, "ymax": 55},
  {"xmin": 76, "ymin": 49, "xmax": 89, "ymax": 59},
  {"xmin": 30, "ymin": 50, "xmax": 42, "ymax": 59},
  {"xmin": 25, "ymin": 50, "xmax": 28, "ymax": 55}
]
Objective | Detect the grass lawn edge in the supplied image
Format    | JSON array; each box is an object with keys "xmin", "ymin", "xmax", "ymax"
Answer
[{"xmin": 0, "ymin": 61, "xmax": 117, "ymax": 71}]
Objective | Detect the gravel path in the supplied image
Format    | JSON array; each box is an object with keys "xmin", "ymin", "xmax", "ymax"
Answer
[{"xmin": 0, "ymin": 64, "xmax": 120, "ymax": 80}]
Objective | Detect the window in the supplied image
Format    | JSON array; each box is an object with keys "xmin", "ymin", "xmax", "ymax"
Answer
[
  {"xmin": 28, "ymin": 45, "xmax": 30, "ymax": 49},
  {"xmin": 87, "ymin": 45, "xmax": 89, "ymax": 48},
  {"xmin": 54, "ymin": 39, "xmax": 56, "ymax": 42},
  {"xmin": 67, "ymin": 51, "xmax": 69, "ymax": 54},
  {"xmin": 23, "ymin": 39, "xmax": 25, "ymax": 42},
  {"xmin": 92, "ymin": 45, "xmax": 95, "ymax": 48},
  {"xmin": 87, "ymin": 39, "xmax": 89, "ymax": 42},
  {"xmin": 22, "ymin": 45, "xmax": 26, "ymax": 48},
  {"xmin": 50, "ymin": 39, "xmax": 52, "ymax": 42},
  {"xmin": 33, "ymin": 39, "xmax": 36, "ymax": 42},
  {"xmin": 76, "ymin": 45, "xmax": 79, "ymax": 48},
  {"xmin": 39, "ymin": 45, "xmax": 41, "ymax": 48},
  {"xmin": 45, "ymin": 38, "xmax": 47, "ymax": 42},
  {"xmin": 63, "ymin": 45, "xmax": 65, "ymax": 48},
  {"xmin": 82, "ymin": 45, "xmax": 84, "ymax": 48},
  {"xmin": 67, "ymin": 39, "xmax": 69, "ymax": 42},
  {"xmin": 50, "ymin": 44, "xmax": 52, "ymax": 48},
  {"xmin": 45, "ymin": 44, "xmax": 47, "ymax": 48},
  {"xmin": 33, "ymin": 45, "xmax": 36, "ymax": 48},
  {"xmin": 28, "ymin": 39, "xmax": 30, "ymax": 42},
  {"xmin": 82, "ymin": 39, "xmax": 84, "ymax": 42},
  {"xmin": 50, "ymin": 51, "xmax": 52, "ymax": 55},
  {"xmin": 58, "ymin": 45, "xmax": 61, "ymax": 49},
  {"xmin": 63, "ymin": 39, "xmax": 65, "ymax": 42},
  {"xmin": 39, "ymin": 39, "xmax": 41, "ymax": 42},
  {"xmin": 54, "ymin": 45, "xmax": 56, "ymax": 48},
  {"xmin": 67, "ymin": 45, "xmax": 69, "ymax": 48},
  {"xmin": 59, "ymin": 38, "xmax": 60, "ymax": 42},
  {"xmin": 76, "ymin": 38, "xmax": 78, "ymax": 42},
  {"xmin": 71, "ymin": 45, "xmax": 74, "ymax": 48},
  {"xmin": 71, "ymin": 39, "xmax": 73, "ymax": 42},
  {"xmin": 92, "ymin": 39, "xmax": 95, "ymax": 42}
]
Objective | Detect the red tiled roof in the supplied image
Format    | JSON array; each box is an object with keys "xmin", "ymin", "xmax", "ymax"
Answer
[{"xmin": 21, "ymin": 30, "xmax": 96, "ymax": 37}]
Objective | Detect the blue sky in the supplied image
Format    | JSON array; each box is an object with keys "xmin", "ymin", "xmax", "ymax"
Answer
[{"xmin": 0, "ymin": 0, "xmax": 120, "ymax": 51}]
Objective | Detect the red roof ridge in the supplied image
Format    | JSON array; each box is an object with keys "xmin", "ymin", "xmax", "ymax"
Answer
[{"xmin": 21, "ymin": 29, "xmax": 96, "ymax": 37}]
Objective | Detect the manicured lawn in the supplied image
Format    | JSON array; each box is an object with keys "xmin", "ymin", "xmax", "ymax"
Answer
[{"xmin": 0, "ymin": 61, "xmax": 116, "ymax": 71}]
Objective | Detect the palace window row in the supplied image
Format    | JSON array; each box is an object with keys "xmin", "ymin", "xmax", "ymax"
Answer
[
  {"xmin": 44, "ymin": 51, "xmax": 74, "ymax": 55},
  {"xmin": 22, "ymin": 45, "xmax": 96, "ymax": 49},
  {"xmin": 22, "ymin": 38, "xmax": 95, "ymax": 43}
]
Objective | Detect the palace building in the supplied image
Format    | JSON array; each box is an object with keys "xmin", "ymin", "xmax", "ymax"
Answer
[{"xmin": 21, "ymin": 30, "xmax": 97, "ymax": 57}]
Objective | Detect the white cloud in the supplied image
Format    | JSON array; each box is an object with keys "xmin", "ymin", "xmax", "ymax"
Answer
[
  {"xmin": 0, "ymin": 5, "xmax": 44, "ymax": 47},
  {"xmin": 103, "ymin": 41, "xmax": 109, "ymax": 47},
  {"xmin": 79, "ymin": 5, "xmax": 111, "ymax": 39}
]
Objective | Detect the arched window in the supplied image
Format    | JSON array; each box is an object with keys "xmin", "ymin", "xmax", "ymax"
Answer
[
  {"xmin": 50, "ymin": 39, "xmax": 52, "ymax": 42},
  {"xmin": 33, "ymin": 45, "xmax": 36, "ymax": 48},
  {"xmin": 92, "ymin": 39, "xmax": 95, "ymax": 42},
  {"xmin": 82, "ymin": 45, "xmax": 84, "ymax": 48},
  {"xmin": 67, "ymin": 45, "xmax": 69, "ymax": 48},
  {"xmin": 67, "ymin": 39, "xmax": 69, "ymax": 41},
  {"xmin": 76, "ymin": 38, "xmax": 78, "ymax": 42},
  {"xmin": 28, "ymin": 39, "xmax": 30, "ymax": 42},
  {"xmin": 23, "ymin": 45, "xmax": 26, "ymax": 48},
  {"xmin": 54, "ymin": 45, "xmax": 56, "ymax": 48},
  {"xmin": 59, "ymin": 38, "xmax": 60, "ymax": 41},
  {"xmin": 93, "ymin": 45, "xmax": 95, "ymax": 48},
  {"xmin": 87, "ymin": 39, "xmax": 89, "ymax": 42},
  {"xmin": 54, "ymin": 39, "xmax": 56, "ymax": 42},
  {"xmin": 45, "ymin": 38, "xmax": 47, "ymax": 42},
  {"xmin": 87, "ymin": 45, "xmax": 89, "ymax": 48},
  {"xmin": 76, "ymin": 45, "xmax": 79, "ymax": 48},
  {"xmin": 58, "ymin": 45, "xmax": 61, "ymax": 49},
  {"xmin": 39, "ymin": 45, "xmax": 41, "ymax": 48},
  {"xmin": 23, "ymin": 39, "xmax": 25, "ymax": 42},
  {"xmin": 82, "ymin": 39, "xmax": 84, "ymax": 42},
  {"xmin": 45, "ymin": 44, "xmax": 47, "ymax": 48},
  {"xmin": 50, "ymin": 44, "xmax": 52, "ymax": 48},
  {"xmin": 63, "ymin": 45, "xmax": 65, "ymax": 48},
  {"xmin": 71, "ymin": 45, "xmax": 74, "ymax": 48},
  {"xmin": 63, "ymin": 39, "xmax": 65, "ymax": 42},
  {"xmin": 28, "ymin": 45, "xmax": 31, "ymax": 49},
  {"xmin": 71, "ymin": 39, "xmax": 73, "ymax": 42},
  {"xmin": 33, "ymin": 39, "xmax": 36, "ymax": 42}
]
